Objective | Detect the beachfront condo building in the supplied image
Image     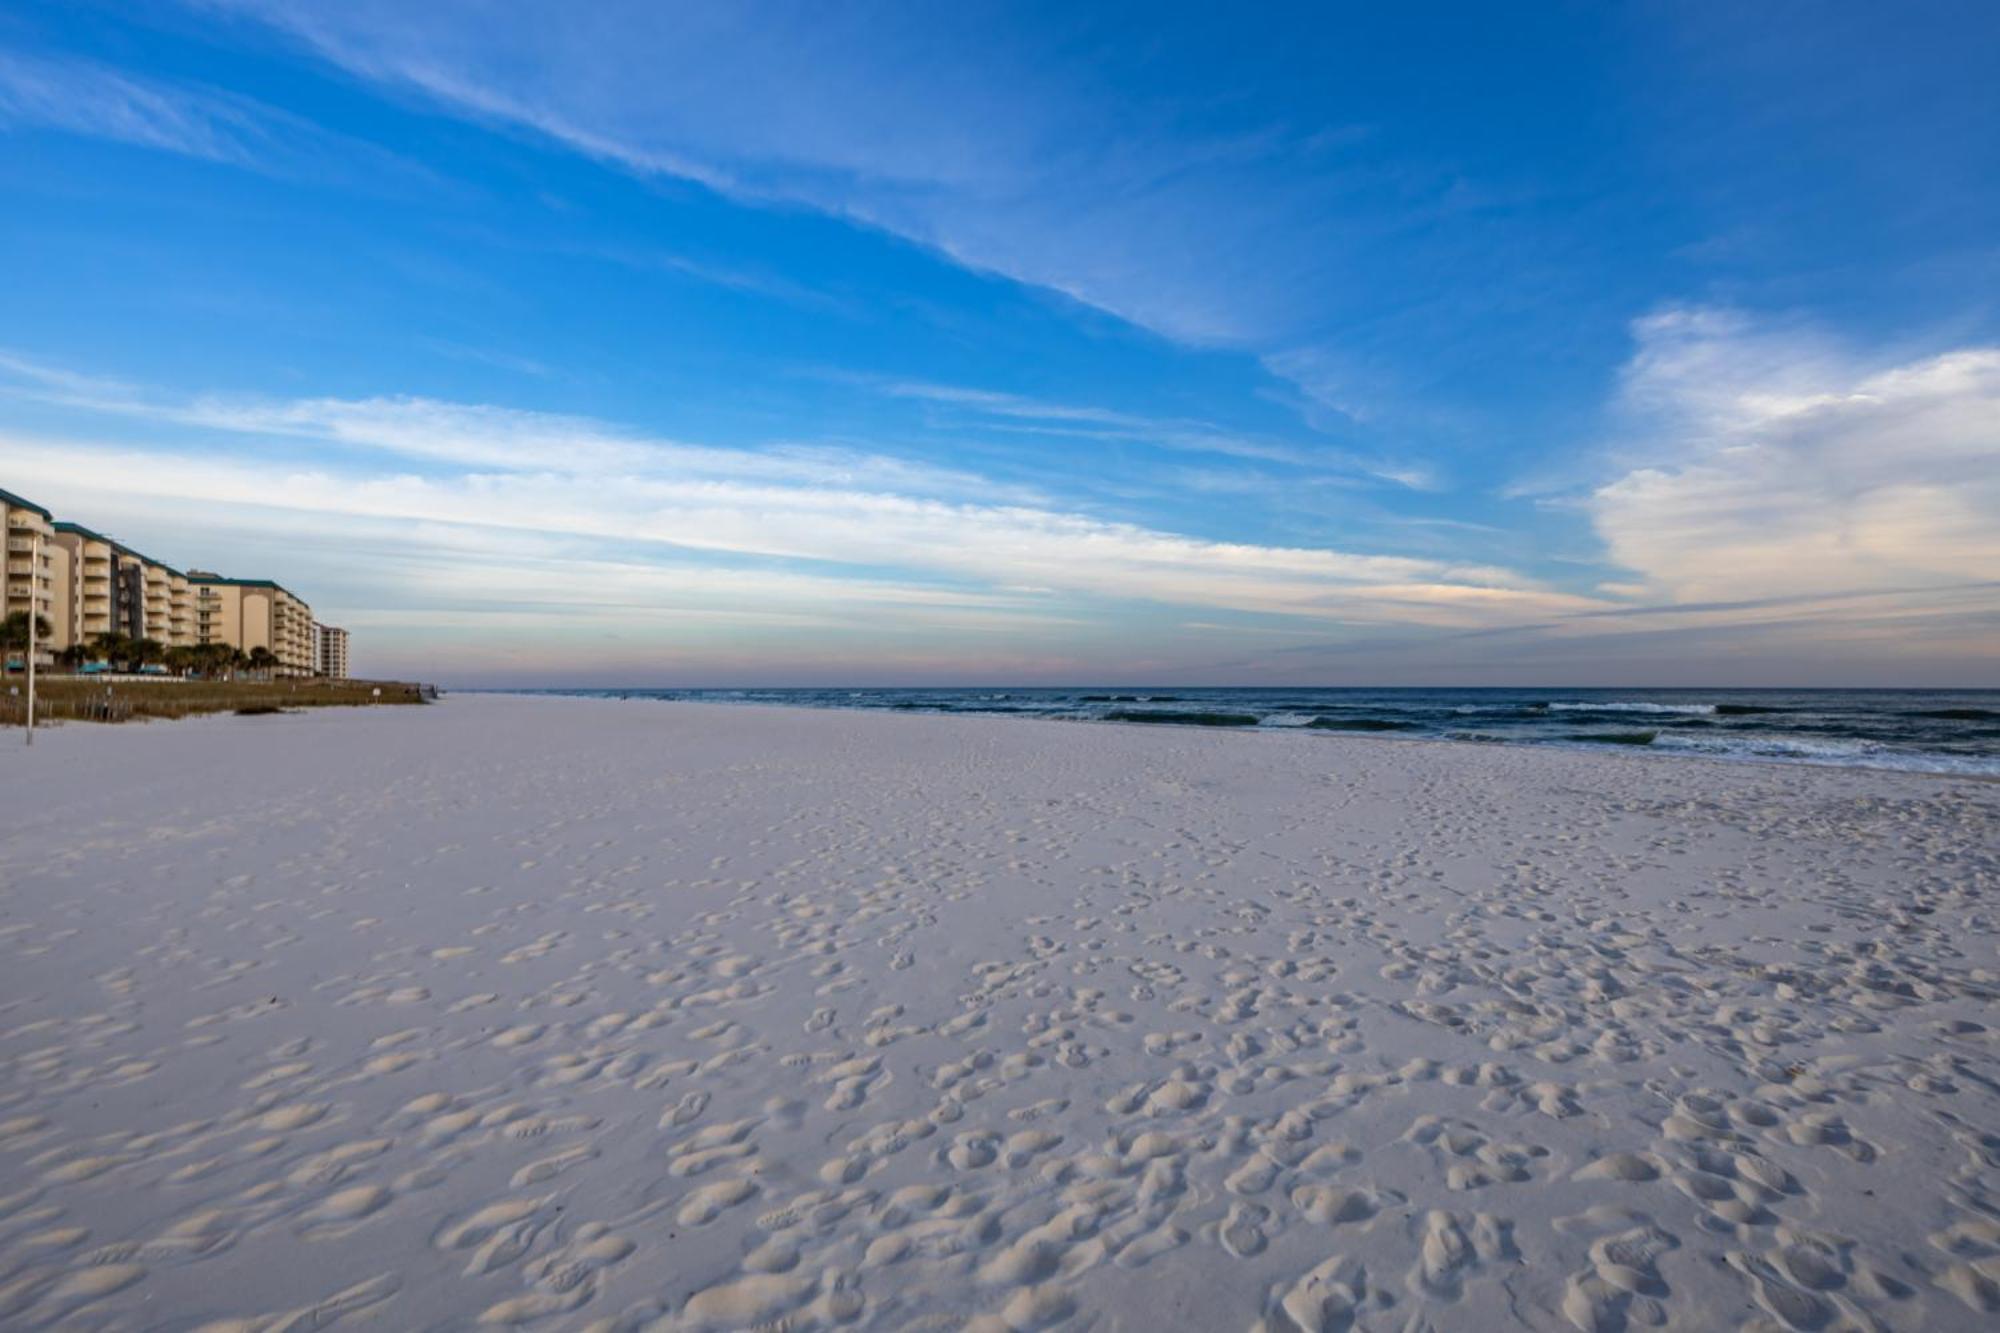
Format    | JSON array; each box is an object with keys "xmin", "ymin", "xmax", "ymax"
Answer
[
  {"xmin": 3, "ymin": 487, "xmax": 67, "ymax": 663},
  {"xmin": 50, "ymin": 521, "xmax": 195, "ymax": 649},
  {"xmin": 315, "ymin": 623, "xmax": 351, "ymax": 678},
  {"xmin": 189, "ymin": 573, "xmax": 317, "ymax": 677},
  {"xmin": 3, "ymin": 483, "xmax": 319, "ymax": 675}
]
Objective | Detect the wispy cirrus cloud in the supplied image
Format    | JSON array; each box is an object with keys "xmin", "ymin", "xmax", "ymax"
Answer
[
  {"xmin": 0, "ymin": 49, "xmax": 268, "ymax": 163},
  {"xmin": 0, "ymin": 350, "xmax": 1033, "ymax": 499},
  {"xmin": 188, "ymin": 0, "xmax": 1530, "ymax": 445},
  {"xmin": 876, "ymin": 378, "xmax": 1434, "ymax": 486},
  {"xmin": 0, "ymin": 46, "xmax": 429, "ymax": 186},
  {"xmin": 1, "ymin": 353, "xmax": 1592, "ymax": 645},
  {"xmin": 6, "ymin": 430, "xmax": 1581, "ymax": 630}
]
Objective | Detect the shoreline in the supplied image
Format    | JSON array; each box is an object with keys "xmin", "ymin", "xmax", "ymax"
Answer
[{"xmin": 473, "ymin": 687, "xmax": 2000, "ymax": 785}]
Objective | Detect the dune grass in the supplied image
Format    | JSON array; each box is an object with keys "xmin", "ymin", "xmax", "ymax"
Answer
[{"xmin": 2, "ymin": 677, "xmax": 432, "ymax": 725}]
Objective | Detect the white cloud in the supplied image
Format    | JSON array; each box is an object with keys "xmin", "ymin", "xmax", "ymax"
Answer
[
  {"xmin": 1, "ymin": 339, "xmax": 1599, "ymax": 656},
  {"xmin": 1590, "ymin": 310, "xmax": 2000, "ymax": 607},
  {"xmin": 0, "ymin": 352, "xmax": 1033, "ymax": 500},
  {"xmin": 4, "ymin": 353, "xmax": 1574, "ymax": 633},
  {"xmin": 7, "ymin": 430, "xmax": 1590, "ymax": 632},
  {"xmin": 13, "ymin": 327, "xmax": 1991, "ymax": 679}
]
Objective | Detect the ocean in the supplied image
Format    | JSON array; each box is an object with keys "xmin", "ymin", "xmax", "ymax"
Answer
[{"xmin": 504, "ymin": 687, "xmax": 2000, "ymax": 778}]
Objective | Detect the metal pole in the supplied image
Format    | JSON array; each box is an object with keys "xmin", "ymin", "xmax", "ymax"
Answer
[{"xmin": 25, "ymin": 530, "xmax": 38, "ymax": 746}]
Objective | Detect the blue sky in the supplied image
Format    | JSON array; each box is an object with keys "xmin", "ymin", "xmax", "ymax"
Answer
[{"xmin": 3, "ymin": 0, "xmax": 1996, "ymax": 685}]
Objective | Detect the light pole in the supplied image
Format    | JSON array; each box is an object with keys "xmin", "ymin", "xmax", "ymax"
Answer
[{"xmin": 24, "ymin": 529, "xmax": 38, "ymax": 747}]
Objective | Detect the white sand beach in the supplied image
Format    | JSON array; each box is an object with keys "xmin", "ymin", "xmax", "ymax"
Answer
[{"xmin": 2, "ymin": 694, "xmax": 1997, "ymax": 1331}]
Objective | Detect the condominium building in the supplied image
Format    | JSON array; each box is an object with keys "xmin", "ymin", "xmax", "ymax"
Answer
[
  {"xmin": 189, "ymin": 573, "xmax": 317, "ymax": 677},
  {"xmin": 3, "ymin": 487, "xmax": 66, "ymax": 661},
  {"xmin": 315, "ymin": 623, "xmax": 351, "ymax": 679},
  {"xmin": 50, "ymin": 521, "xmax": 192, "ymax": 648},
  {"xmin": 3, "ymin": 483, "xmax": 327, "ymax": 676}
]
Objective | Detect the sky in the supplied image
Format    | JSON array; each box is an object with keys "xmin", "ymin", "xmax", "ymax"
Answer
[{"xmin": 2, "ymin": 0, "xmax": 1996, "ymax": 686}]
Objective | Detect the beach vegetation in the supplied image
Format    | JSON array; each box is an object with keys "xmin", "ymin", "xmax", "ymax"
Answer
[
  {"xmin": 1, "ymin": 676, "xmax": 431, "ymax": 725},
  {"xmin": 0, "ymin": 611, "xmax": 55, "ymax": 658}
]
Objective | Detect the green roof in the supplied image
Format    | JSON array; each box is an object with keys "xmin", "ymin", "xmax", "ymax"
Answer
[
  {"xmin": 54, "ymin": 519, "xmax": 132, "ymax": 554},
  {"xmin": 0, "ymin": 487, "xmax": 53, "ymax": 522},
  {"xmin": 39, "ymin": 515, "xmax": 302, "ymax": 600},
  {"xmin": 187, "ymin": 574, "xmax": 308, "ymax": 603},
  {"xmin": 51, "ymin": 521, "xmax": 184, "ymax": 577}
]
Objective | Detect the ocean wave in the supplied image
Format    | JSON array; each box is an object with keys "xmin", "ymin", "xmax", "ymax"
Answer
[
  {"xmin": 1306, "ymin": 716, "xmax": 1415, "ymax": 731},
  {"xmin": 1104, "ymin": 710, "xmax": 1261, "ymax": 727},
  {"xmin": 1548, "ymin": 701, "xmax": 1717, "ymax": 715},
  {"xmin": 1650, "ymin": 730, "xmax": 2000, "ymax": 776},
  {"xmin": 513, "ymin": 689, "xmax": 1999, "ymax": 776}
]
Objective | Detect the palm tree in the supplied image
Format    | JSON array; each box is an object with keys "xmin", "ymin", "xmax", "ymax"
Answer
[
  {"xmin": 93, "ymin": 632, "xmax": 135, "ymax": 670},
  {"xmin": 132, "ymin": 638, "xmax": 167, "ymax": 669},
  {"xmin": 185, "ymin": 642, "xmax": 229, "ymax": 678},
  {"xmin": 2, "ymin": 612, "xmax": 54, "ymax": 676},
  {"xmin": 1, "ymin": 611, "xmax": 53, "ymax": 650},
  {"xmin": 56, "ymin": 642, "xmax": 90, "ymax": 672},
  {"xmin": 247, "ymin": 646, "xmax": 277, "ymax": 678}
]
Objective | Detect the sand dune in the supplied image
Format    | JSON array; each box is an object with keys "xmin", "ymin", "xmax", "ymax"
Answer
[{"xmin": 1, "ymin": 695, "xmax": 1996, "ymax": 1330}]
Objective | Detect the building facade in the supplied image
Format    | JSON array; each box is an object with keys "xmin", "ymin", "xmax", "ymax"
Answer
[
  {"xmin": 189, "ymin": 574, "xmax": 316, "ymax": 677},
  {"xmin": 3, "ymin": 487, "xmax": 64, "ymax": 662},
  {"xmin": 4, "ymin": 484, "xmax": 326, "ymax": 676},
  {"xmin": 315, "ymin": 623, "xmax": 351, "ymax": 678},
  {"xmin": 48, "ymin": 521, "xmax": 194, "ymax": 648}
]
